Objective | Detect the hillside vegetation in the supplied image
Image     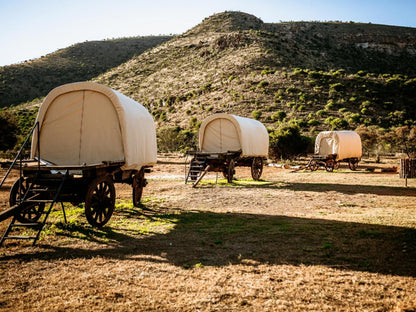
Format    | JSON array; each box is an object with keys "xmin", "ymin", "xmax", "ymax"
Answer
[
  {"xmin": 2, "ymin": 11, "xmax": 416, "ymax": 157},
  {"xmin": 0, "ymin": 36, "xmax": 172, "ymax": 108}
]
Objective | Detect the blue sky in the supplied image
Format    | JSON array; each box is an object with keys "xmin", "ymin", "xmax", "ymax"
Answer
[{"xmin": 1, "ymin": 0, "xmax": 415, "ymax": 66}]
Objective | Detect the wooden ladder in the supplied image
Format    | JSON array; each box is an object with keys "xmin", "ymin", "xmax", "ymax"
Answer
[
  {"xmin": 0, "ymin": 170, "xmax": 69, "ymax": 246},
  {"xmin": 185, "ymin": 157, "xmax": 210, "ymax": 188}
]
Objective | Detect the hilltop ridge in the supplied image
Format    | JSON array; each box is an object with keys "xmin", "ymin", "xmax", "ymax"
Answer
[{"xmin": 0, "ymin": 35, "xmax": 173, "ymax": 108}]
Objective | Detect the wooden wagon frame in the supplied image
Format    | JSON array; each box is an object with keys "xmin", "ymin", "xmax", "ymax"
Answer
[
  {"xmin": 185, "ymin": 114, "xmax": 269, "ymax": 187},
  {"xmin": 307, "ymin": 131, "xmax": 362, "ymax": 172},
  {"xmin": 185, "ymin": 150, "xmax": 265, "ymax": 187},
  {"xmin": 307, "ymin": 154, "xmax": 360, "ymax": 172},
  {"xmin": 0, "ymin": 82, "xmax": 157, "ymax": 246}
]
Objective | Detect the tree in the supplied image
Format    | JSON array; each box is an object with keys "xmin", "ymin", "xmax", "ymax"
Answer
[
  {"xmin": 269, "ymin": 124, "xmax": 312, "ymax": 160},
  {"xmin": 0, "ymin": 111, "xmax": 18, "ymax": 151},
  {"xmin": 391, "ymin": 126, "xmax": 416, "ymax": 158}
]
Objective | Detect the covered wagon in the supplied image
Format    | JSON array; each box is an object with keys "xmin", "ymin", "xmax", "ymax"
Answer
[
  {"xmin": 0, "ymin": 82, "xmax": 157, "ymax": 245},
  {"xmin": 186, "ymin": 113, "xmax": 269, "ymax": 186},
  {"xmin": 308, "ymin": 130, "xmax": 362, "ymax": 172}
]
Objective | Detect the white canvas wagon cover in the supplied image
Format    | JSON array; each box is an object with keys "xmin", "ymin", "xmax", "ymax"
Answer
[
  {"xmin": 31, "ymin": 82, "xmax": 157, "ymax": 170},
  {"xmin": 199, "ymin": 113, "xmax": 269, "ymax": 157},
  {"xmin": 315, "ymin": 131, "xmax": 362, "ymax": 161}
]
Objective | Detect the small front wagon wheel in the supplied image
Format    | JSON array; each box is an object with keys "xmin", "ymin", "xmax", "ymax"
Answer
[
  {"xmin": 309, "ymin": 159, "xmax": 319, "ymax": 171},
  {"xmin": 325, "ymin": 159, "xmax": 335, "ymax": 172},
  {"xmin": 85, "ymin": 176, "xmax": 115, "ymax": 227}
]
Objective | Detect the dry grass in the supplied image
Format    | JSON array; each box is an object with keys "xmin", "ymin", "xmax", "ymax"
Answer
[{"xmin": 0, "ymin": 158, "xmax": 415, "ymax": 311}]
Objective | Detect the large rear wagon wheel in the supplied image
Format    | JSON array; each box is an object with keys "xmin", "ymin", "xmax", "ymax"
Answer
[
  {"xmin": 348, "ymin": 158, "xmax": 359, "ymax": 171},
  {"xmin": 85, "ymin": 176, "xmax": 115, "ymax": 227},
  {"xmin": 251, "ymin": 157, "xmax": 263, "ymax": 181},
  {"xmin": 226, "ymin": 159, "xmax": 235, "ymax": 183},
  {"xmin": 10, "ymin": 177, "xmax": 45, "ymax": 223}
]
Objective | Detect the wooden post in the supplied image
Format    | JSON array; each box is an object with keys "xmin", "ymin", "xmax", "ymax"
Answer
[{"xmin": 400, "ymin": 158, "xmax": 415, "ymax": 187}]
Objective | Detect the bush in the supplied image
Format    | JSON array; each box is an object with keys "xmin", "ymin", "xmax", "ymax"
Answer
[
  {"xmin": 330, "ymin": 118, "xmax": 348, "ymax": 130},
  {"xmin": 157, "ymin": 127, "xmax": 196, "ymax": 153},
  {"xmin": 269, "ymin": 125, "xmax": 312, "ymax": 160},
  {"xmin": 271, "ymin": 111, "xmax": 286, "ymax": 122},
  {"xmin": 258, "ymin": 81, "xmax": 269, "ymax": 88},
  {"xmin": 252, "ymin": 110, "xmax": 262, "ymax": 120},
  {"xmin": 308, "ymin": 119, "xmax": 320, "ymax": 126},
  {"xmin": 0, "ymin": 111, "xmax": 19, "ymax": 151}
]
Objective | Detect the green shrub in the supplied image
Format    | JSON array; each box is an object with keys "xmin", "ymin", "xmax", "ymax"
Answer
[
  {"xmin": 0, "ymin": 111, "xmax": 18, "ymax": 151},
  {"xmin": 316, "ymin": 110, "xmax": 328, "ymax": 117},
  {"xmin": 330, "ymin": 118, "xmax": 348, "ymax": 129},
  {"xmin": 271, "ymin": 110, "xmax": 286, "ymax": 121},
  {"xmin": 348, "ymin": 113, "xmax": 361, "ymax": 124},
  {"xmin": 157, "ymin": 127, "xmax": 196, "ymax": 153},
  {"xmin": 269, "ymin": 125, "xmax": 312, "ymax": 159},
  {"xmin": 308, "ymin": 119, "xmax": 320, "ymax": 126},
  {"xmin": 258, "ymin": 81, "xmax": 269, "ymax": 88},
  {"xmin": 252, "ymin": 110, "xmax": 262, "ymax": 120}
]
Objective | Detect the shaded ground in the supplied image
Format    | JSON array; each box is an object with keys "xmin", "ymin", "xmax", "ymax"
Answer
[{"xmin": 0, "ymin": 157, "xmax": 415, "ymax": 311}]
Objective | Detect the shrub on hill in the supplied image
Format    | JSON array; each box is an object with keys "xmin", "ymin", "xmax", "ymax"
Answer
[{"xmin": 269, "ymin": 124, "xmax": 312, "ymax": 160}]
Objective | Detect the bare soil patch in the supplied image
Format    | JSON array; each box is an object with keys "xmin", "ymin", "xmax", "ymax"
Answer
[{"xmin": 0, "ymin": 158, "xmax": 415, "ymax": 311}]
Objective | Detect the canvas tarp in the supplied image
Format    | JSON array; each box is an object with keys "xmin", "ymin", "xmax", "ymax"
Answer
[
  {"xmin": 199, "ymin": 113, "xmax": 269, "ymax": 157},
  {"xmin": 31, "ymin": 82, "xmax": 157, "ymax": 170},
  {"xmin": 315, "ymin": 131, "xmax": 362, "ymax": 160}
]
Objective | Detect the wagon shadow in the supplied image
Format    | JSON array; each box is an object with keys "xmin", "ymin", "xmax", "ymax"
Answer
[
  {"xmin": 2, "ymin": 207, "xmax": 415, "ymax": 277},
  {"xmin": 215, "ymin": 180, "xmax": 416, "ymax": 197}
]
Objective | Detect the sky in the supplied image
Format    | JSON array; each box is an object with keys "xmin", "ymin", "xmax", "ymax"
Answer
[{"xmin": 1, "ymin": 0, "xmax": 415, "ymax": 66}]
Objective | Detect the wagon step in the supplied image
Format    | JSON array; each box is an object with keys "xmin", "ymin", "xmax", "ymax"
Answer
[
  {"xmin": 1, "ymin": 170, "xmax": 69, "ymax": 246},
  {"xmin": 25, "ymin": 199, "xmax": 55, "ymax": 203}
]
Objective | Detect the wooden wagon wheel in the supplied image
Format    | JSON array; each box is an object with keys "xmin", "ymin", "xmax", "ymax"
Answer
[
  {"xmin": 226, "ymin": 159, "xmax": 235, "ymax": 183},
  {"xmin": 309, "ymin": 159, "xmax": 319, "ymax": 171},
  {"xmin": 85, "ymin": 175, "xmax": 115, "ymax": 227},
  {"xmin": 325, "ymin": 159, "xmax": 335, "ymax": 172},
  {"xmin": 251, "ymin": 157, "xmax": 263, "ymax": 180},
  {"xmin": 348, "ymin": 158, "xmax": 359, "ymax": 171},
  {"xmin": 132, "ymin": 169, "xmax": 145, "ymax": 207},
  {"xmin": 10, "ymin": 177, "xmax": 45, "ymax": 223}
]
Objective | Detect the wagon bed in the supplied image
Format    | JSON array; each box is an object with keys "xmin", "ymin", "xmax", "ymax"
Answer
[
  {"xmin": 307, "ymin": 154, "xmax": 359, "ymax": 172},
  {"xmin": 0, "ymin": 157, "xmax": 149, "ymax": 246}
]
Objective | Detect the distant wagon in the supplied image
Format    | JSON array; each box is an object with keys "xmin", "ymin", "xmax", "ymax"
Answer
[
  {"xmin": 185, "ymin": 113, "xmax": 269, "ymax": 186},
  {"xmin": 308, "ymin": 130, "xmax": 362, "ymax": 172},
  {"xmin": 0, "ymin": 82, "xmax": 157, "ymax": 245}
]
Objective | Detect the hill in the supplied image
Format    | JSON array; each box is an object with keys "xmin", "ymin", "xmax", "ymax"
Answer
[
  {"xmin": 94, "ymin": 12, "xmax": 416, "ymax": 134},
  {"xmin": 0, "ymin": 35, "xmax": 173, "ymax": 108},
  {"xmin": 2, "ymin": 11, "xmax": 416, "ymax": 156}
]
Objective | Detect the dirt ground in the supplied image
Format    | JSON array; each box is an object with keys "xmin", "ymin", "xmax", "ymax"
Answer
[{"xmin": 0, "ymin": 157, "xmax": 415, "ymax": 311}]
